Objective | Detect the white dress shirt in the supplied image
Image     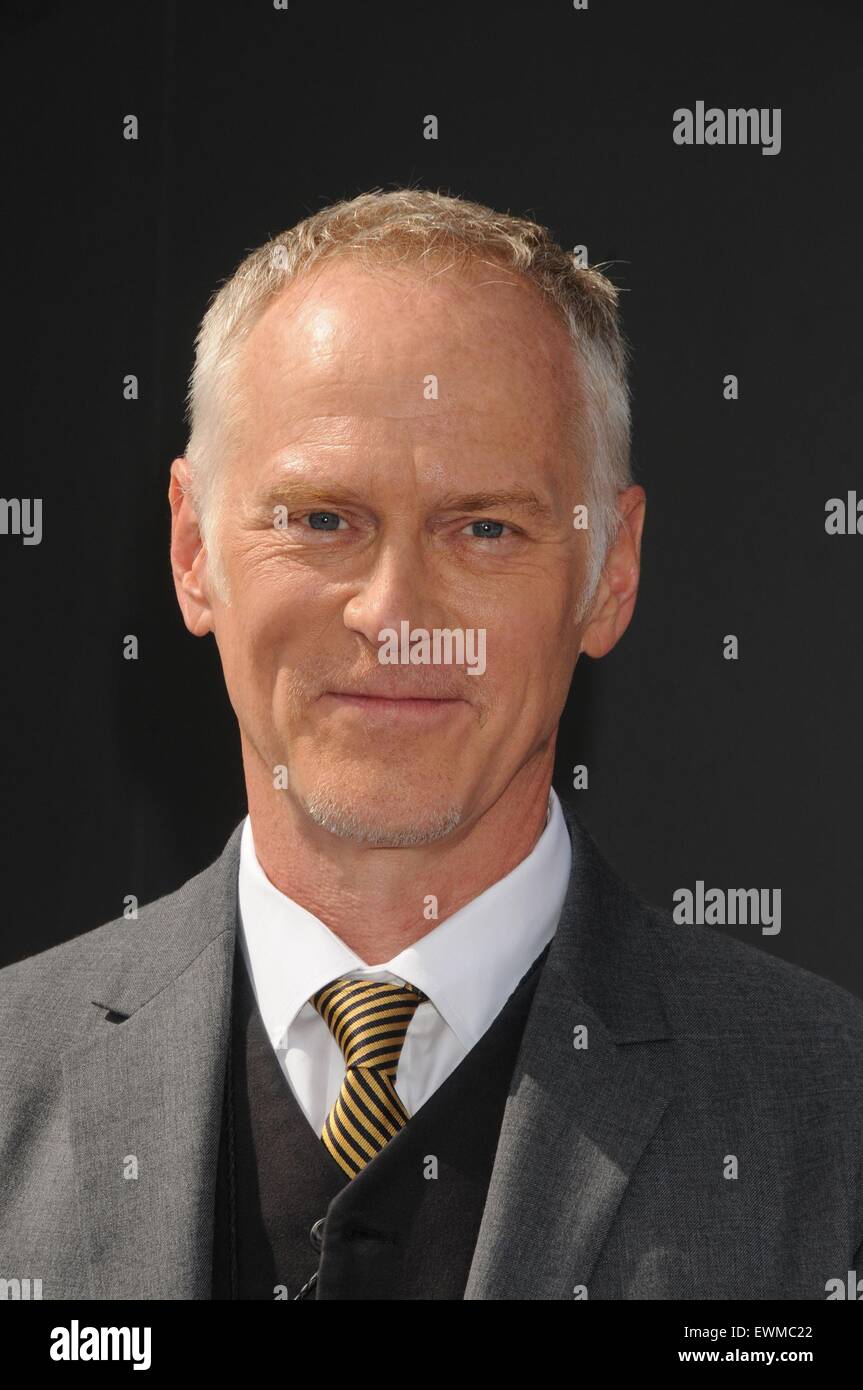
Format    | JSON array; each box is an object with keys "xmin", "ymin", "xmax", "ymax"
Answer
[{"xmin": 237, "ymin": 786, "xmax": 573, "ymax": 1135}]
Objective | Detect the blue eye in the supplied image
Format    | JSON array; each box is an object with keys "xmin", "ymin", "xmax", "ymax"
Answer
[
  {"xmin": 466, "ymin": 519, "xmax": 507, "ymax": 539},
  {"xmin": 307, "ymin": 512, "xmax": 344, "ymax": 531}
]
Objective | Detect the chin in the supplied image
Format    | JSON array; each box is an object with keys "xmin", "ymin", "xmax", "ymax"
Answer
[{"xmin": 296, "ymin": 781, "xmax": 464, "ymax": 848}]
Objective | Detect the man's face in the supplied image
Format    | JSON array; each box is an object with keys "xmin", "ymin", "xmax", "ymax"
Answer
[{"xmin": 196, "ymin": 257, "xmax": 593, "ymax": 845}]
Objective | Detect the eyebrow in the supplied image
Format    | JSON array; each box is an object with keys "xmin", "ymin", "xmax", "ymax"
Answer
[
  {"xmin": 256, "ymin": 480, "xmax": 556, "ymax": 522},
  {"xmin": 434, "ymin": 488, "xmax": 556, "ymax": 521}
]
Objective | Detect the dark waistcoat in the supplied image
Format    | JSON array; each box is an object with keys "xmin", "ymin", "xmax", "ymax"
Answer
[{"xmin": 211, "ymin": 935, "xmax": 548, "ymax": 1300}]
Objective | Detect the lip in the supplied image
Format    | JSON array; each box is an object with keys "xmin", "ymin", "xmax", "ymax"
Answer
[{"xmin": 322, "ymin": 692, "xmax": 466, "ymax": 719}]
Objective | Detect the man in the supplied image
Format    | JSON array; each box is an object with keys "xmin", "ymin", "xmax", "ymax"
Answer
[{"xmin": 1, "ymin": 189, "xmax": 861, "ymax": 1301}]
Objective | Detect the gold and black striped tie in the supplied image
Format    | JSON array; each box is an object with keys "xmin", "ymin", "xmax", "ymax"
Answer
[{"xmin": 311, "ymin": 976, "xmax": 427, "ymax": 1179}]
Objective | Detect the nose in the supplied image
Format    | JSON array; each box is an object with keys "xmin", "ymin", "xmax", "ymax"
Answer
[{"xmin": 341, "ymin": 535, "xmax": 436, "ymax": 652}]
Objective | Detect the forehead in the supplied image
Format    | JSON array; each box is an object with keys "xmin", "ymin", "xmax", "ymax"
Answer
[{"xmin": 233, "ymin": 256, "xmax": 581, "ymax": 452}]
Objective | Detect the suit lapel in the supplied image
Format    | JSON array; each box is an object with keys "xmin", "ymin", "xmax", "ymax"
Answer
[
  {"xmin": 62, "ymin": 824, "xmax": 244, "ymax": 1299},
  {"xmin": 465, "ymin": 802, "xmax": 677, "ymax": 1299}
]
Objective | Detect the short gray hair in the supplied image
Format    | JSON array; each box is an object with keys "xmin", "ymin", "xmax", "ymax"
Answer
[{"xmin": 184, "ymin": 188, "xmax": 633, "ymax": 610}]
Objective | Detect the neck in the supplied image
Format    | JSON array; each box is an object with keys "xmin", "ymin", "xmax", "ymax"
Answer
[{"xmin": 242, "ymin": 744, "xmax": 555, "ymax": 962}]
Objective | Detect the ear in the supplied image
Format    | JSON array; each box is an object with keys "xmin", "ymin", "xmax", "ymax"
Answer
[
  {"xmin": 579, "ymin": 485, "xmax": 646, "ymax": 659},
  {"xmin": 168, "ymin": 457, "xmax": 215, "ymax": 637}
]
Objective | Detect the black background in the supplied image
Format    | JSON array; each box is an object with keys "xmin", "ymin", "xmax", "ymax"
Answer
[{"xmin": 2, "ymin": 0, "xmax": 861, "ymax": 996}]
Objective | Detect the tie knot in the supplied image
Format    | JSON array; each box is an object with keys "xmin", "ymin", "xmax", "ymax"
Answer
[{"xmin": 311, "ymin": 976, "xmax": 427, "ymax": 1073}]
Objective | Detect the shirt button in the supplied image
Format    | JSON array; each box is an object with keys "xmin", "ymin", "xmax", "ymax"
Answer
[{"xmin": 309, "ymin": 1218, "xmax": 326, "ymax": 1251}]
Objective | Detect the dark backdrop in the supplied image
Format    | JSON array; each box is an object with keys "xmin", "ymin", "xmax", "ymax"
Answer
[{"xmin": 2, "ymin": 0, "xmax": 861, "ymax": 997}]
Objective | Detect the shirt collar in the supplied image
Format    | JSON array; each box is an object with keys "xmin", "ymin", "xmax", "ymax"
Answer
[{"xmin": 237, "ymin": 787, "xmax": 573, "ymax": 1052}]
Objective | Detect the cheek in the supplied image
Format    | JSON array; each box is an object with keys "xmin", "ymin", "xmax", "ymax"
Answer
[
  {"xmin": 213, "ymin": 600, "xmax": 284, "ymax": 708},
  {"xmin": 491, "ymin": 599, "xmax": 569, "ymax": 667},
  {"xmin": 228, "ymin": 557, "xmax": 310, "ymax": 647},
  {"xmin": 486, "ymin": 610, "xmax": 575, "ymax": 708}
]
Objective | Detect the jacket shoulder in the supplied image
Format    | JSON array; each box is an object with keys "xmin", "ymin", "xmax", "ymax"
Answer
[
  {"xmin": 0, "ymin": 823, "xmax": 243, "ymax": 1044},
  {"xmin": 560, "ymin": 800, "xmax": 863, "ymax": 1045},
  {"xmin": 644, "ymin": 900, "xmax": 863, "ymax": 1042}
]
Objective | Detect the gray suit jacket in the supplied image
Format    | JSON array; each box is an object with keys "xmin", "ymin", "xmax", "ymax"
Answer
[{"xmin": 2, "ymin": 801, "xmax": 862, "ymax": 1300}]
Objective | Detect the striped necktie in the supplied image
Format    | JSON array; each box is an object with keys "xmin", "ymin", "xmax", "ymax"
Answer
[{"xmin": 311, "ymin": 976, "xmax": 427, "ymax": 1179}]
